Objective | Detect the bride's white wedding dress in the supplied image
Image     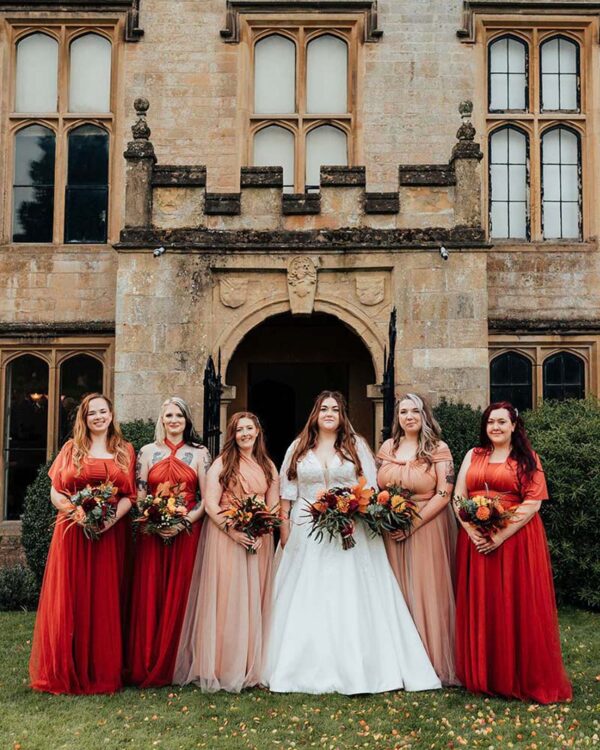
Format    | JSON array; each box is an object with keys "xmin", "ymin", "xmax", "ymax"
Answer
[{"xmin": 262, "ymin": 437, "xmax": 442, "ymax": 694}]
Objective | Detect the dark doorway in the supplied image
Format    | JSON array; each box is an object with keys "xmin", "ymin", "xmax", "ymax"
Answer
[{"xmin": 226, "ymin": 313, "xmax": 376, "ymax": 468}]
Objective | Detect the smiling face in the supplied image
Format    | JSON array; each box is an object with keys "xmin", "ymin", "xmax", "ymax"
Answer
[
  {"xmin": 86, "ymin": 397, "xmax": 112, "ymax": 436},
  {"xmin": 235, "ymin": 416, "xmax": 258, "ymax": 450},
  {"xmin": 398, "ymin": 398, "xmax": 422, "ymax": 435},
  {"xmin": 486, "ymin": 408, "xmax": 515, "ymax": 447},
  {"xmin": 162, "ymin": 403, "xmax": 186, "ymax": 440},
  {"xmin": 317, "ymin": 397, "xmax": 341, "ymax": 433}
]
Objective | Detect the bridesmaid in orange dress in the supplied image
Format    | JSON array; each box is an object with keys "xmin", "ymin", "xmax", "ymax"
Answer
[
  {"xmin": 127, "ymin": 397, "xmax": 210, "ymax": 687},
  {"xmin": 377, "ymin": 393, "xmax": 459, "ymax": 686},
  {"xmin": 174, "ymin": 412, "xmax": 279, "ymax": 692},
  {"xmin": 29, "ymin": 393, "xmax": 135, "ymax": 694},
  {"xmin": 454, "ymin": 401, "xmax": 572, "ymax": 703}
]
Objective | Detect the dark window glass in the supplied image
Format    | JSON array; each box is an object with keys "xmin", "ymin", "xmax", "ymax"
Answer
[
  {"xmin": 3, "ymin": 355, "xmax": 48, "ymax": 519},
  {"xmin": 65, "ymin": 124, "xmax": 109, "ymax": 243},
  {"xmin": 490, "ymin": 351, "xmax": 533, "ymax": 412},
  {"xmin": 12, "ymin": 125, "xmax": 55, "ymax": 242},
  {"xmin": 543, "ymin": 352, "xmax": 585, "ymax": 400},
  {"xmin": 58, "ymin": 354, "xmax": 103, "ymax": 445}
]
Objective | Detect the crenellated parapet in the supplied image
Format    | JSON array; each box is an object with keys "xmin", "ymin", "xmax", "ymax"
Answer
[{"xmin": 121, "ymin": 99, "xmax": 485, "ymax": 248}]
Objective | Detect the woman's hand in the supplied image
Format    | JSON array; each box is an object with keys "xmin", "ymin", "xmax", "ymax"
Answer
[
  {"xmin": 465, "ymin": 526, "xmax": 486, "ymax": 546},
  {"xmin": 390, "ymin": 529, "xmax": 410, "ymax": 542},
  {"xmin": 99, "ymin": 516, "xmax": 118, "ymax": 534},
  {"xmin": 279, "ymin": 521, "xmax": 290, "ymax": 548},
  {"xmin": 475, "ymin": 530, "xmax": 505, "ymax": 554},
  {"xmin": 251, "ymin": 536, "xmax": 263, "ymax": 552},
  {"xmin": 158, "ymin": 524, "xmax": 181, "ymax": 539},
  {"xmin": 228, "ymin": 529, "xmax": 255, "ymax": 549}
]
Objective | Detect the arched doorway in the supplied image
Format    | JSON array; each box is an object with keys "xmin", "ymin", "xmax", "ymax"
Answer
[{"xmin": 226, "ymin": 313, "xmax": 377, "ymax": 466}]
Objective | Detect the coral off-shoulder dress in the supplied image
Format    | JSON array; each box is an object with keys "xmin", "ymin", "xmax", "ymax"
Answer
[
  {"xmin": 127, "ymin": 439, "xmax": 202, "ymax": 687},
  {"xmin": 455, "ymin": 448, "xmax": 572, "ymax": 703},
  {"xmin": 29, "ymin": 440, "xmax": 135, "ymax": 694}
]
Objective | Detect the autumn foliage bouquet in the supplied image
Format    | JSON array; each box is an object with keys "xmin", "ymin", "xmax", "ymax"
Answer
[
  {"xmin": 66, "ymin": 480, "xmax": 118, "ymax": 541},
  {"xmin": 454, "ymin": 494, "xmax": 516, "ymax": 539},
  {"xmin": 135, "ymin": 482, "xmax": 192, "ymax": 544},
  {"xmin": 305, "ymin": 476, "xmax": 373, "ymax": 550},
  {"xmin": 364, "ymin": 484, "xmax": 421, "ymax": 539},
  {"xmin": 220, "ymin": 495, "xmax": 281, "ymax": 554}
]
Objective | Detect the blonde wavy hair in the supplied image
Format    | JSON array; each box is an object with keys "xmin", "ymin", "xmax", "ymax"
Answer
[
  {"xmin": 392, "ymin": 392, "xmax": 442, "ymax": 467},
  {"xmin": 71, "ymin": 393, "xmax": 131, "ymax": 474},
  {"xmin": 154, "ymin": 396, "xmax": 202, "ymax": 447}
]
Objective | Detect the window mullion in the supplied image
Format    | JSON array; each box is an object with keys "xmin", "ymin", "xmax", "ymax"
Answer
[
  {"xmin": 297, "ymin": 26, "xmax": 306, "ymax": 192},
  {"xmin": 54, "ymin": 117, "xmax": 66, "ymax": 244}
]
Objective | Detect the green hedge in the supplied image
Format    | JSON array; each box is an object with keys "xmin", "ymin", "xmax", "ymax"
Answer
[
  {"xmin": 433, "ymin": 398, "xmax": 481, "ymax": 469},
  {"xmin": 0, "ymin": 564, "xmax": 39, "ymax": 611}
]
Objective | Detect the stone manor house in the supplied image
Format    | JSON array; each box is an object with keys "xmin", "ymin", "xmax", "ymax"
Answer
[{"xmin": 1, "ymin": 0, "xmax": 599, "ymax": 556}]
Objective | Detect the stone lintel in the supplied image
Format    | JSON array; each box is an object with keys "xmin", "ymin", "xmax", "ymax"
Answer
[
  {"xmin": 364, "ymin": 192, "xmax": 400, "ymax": 214},
  {"xmin": 282, "ymin": 193, "xmax": 321, "ymax": 215},
  {"xmin": 204, "ymin": 193, "xmax": 242, "ymax": 215},
  {"xmin": 0, "ymin": 321, "xmax": 115, "ymax": 339},
  {"xmin": 321, "ymin": 165, "xmax": 366, "ymax": 187},
  {"xmin": 152, "ymin": 165, "xmax": 207, "ymax": 187},
  {"xmin": 399, "ymin": 164, "xmax": 456, "ymax": 186},
  {"xmin": 489, "ymin": 318, "xmax": 600, "ymax": 334},
  {"xmin": 240, "ymin": 166, "xmax": 283, "ymax": 188}
]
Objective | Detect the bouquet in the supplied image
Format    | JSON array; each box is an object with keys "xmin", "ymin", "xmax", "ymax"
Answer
[
  {"xmin": 304, "ymin": 476, "xmax": 373, "ymax": 550},
  {"xmin": 453, "ymin": 493, "xmax": 516, "ymax": 539},
  {"xmin": 364, "ymin": 484, "xmax": 420, "ymax": 540},
  {"xmin": 220, "ymin": 495, "xmax": 281, "ymax": 554},
  {"xmin": 134, "ymin": 482, "xmax": 192, "ymax": 544},
  {"xmin": 66, "ymin": 481, "xmax": 118, "ymax": 541}
]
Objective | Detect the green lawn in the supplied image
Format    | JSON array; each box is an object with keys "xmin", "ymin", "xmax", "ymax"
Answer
[{"xmin": 1, "ymin": 609, "xmax": 598, "ymax": 750}]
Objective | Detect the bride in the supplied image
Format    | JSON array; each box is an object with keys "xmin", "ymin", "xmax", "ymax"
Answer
[{"xmin": 262, "ymin": 391, "xmax": 441, "ymax": 694}]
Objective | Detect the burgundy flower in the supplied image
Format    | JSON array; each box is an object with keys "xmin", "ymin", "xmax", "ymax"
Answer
[
  {"xmin": 458, "ymin": 508, "xmax": 469, "ymax": 522},
  {"xmin": 147, "ymin": 505, "xmax": 161, "ymax": 522},
  {"xmin": 81, "ymin": 497, "xmax": 97, "ymax": 513}
]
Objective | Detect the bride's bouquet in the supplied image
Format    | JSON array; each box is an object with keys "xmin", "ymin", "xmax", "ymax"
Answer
[
  {"xmin": 134, "ymin": 482, "xmax": 192, "ymax": 544},
  {"xmin": 220, "ymin": 495, "xmax": 281, "ymax": 554},
  {"xmin": 305, "ymin": 476, "xmax": 373, "ymax": 550},
  {"xmin": 363, "ymin": 484, "xmax": 420, "ymax": 540},
  {"xmin": 65, "ymin": 480, "xmax": 118, "ymax": 541},
  {"xmin": 453, "ymin": 493, "xmax": 516, "ymax": 539}
]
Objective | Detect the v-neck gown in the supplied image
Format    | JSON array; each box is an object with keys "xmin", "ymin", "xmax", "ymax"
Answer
[
  {"xmin": 262, "ymin": 438, "xmax": 441, "ymax": 695},
  {"xmin": 127, "ymin": 439, "xmax": 202, "ymax": 687}
]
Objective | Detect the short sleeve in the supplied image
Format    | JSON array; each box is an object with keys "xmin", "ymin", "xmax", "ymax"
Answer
[
  {"xmin": 279, "ymin": 441, "xmax": 299, "ymax": 502},
  {"xmin": 432, "ymin": 441, "xmax": 453, "ymax": 464},
  {"xmin": 521, "ymin": 452, "xmax": 549, "ymax": 502},
  {"xmin": 355, "ymin": 436, "xmax": 378, "ymax": 488},
  {"xmin": 48, "ymin": 440, "xmax": 74, "ymax": 495},
  {"xmin": 122, "ymin": 442, "xmax": 136, "ymax": 499}
]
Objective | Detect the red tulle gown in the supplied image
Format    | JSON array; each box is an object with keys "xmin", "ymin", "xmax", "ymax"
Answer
[
  {"xmin": 455, "ymin": 448, "xmax": 572, "ymax": 703},
  {"xmin": 29, "ymin": 440, "xmax": 135, "ymax": 694},
  {"xmin": 127, "ymin": 439, "xmax": 202, "ymax": 687}
]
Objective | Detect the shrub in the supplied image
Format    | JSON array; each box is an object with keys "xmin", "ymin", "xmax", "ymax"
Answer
[
  {"xmin": 524, "ymin": 398, "xmax": 600, "ymax": 610},
  {"xmin": 0, "ymin": 564, "xmax": 39, "ymax": 611},
  {"xmin": 121, "ymin": 419, "xmax": 155, "ymax": 452},
  {"xmin": 433, "ymin": 398, "xmax": 482, "ymax": 469}
]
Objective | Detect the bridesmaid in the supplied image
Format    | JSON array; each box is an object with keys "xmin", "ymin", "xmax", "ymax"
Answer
[
  {"xmin": 377, "ymin": 393, "xmax": 458, "ymax": 686},
  {"xmin": 29, "ymin": 393, "xmax": 135, "ymax": 694},
  {"xmin": 173, "ymin": 412, "xmax": 279, "ymax": 692},
  {"xmin": 127, "ymin": 397, "xmax": 210, "ymax": 687},
  {"xmin": 454, "ymin": 401, "xmax": 572, "ymax": 703}
]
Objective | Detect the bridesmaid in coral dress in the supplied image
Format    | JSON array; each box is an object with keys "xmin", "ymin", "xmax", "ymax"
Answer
[
  {"xmin": 174, "ymin": 412, "xmax": 279, "ymax": 692},
  {"xmin": 127, "ymin": 397, "xmax": 210, "ymax": 687},
  {"xmin": 454, "ymin": 401, "xmax": 572, "ymax": 703},
  {"xmin": 377, "ymin": 393, "xmax": 459, "ymax": 686},
  {"xmin": 30, "ymin": 393, "xmax": 135, "ymax": 694}
]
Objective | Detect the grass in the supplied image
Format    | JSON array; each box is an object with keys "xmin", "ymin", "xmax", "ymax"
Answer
[{"xmin": 0, "ymin": 608, "xmax": 598, "ymax": 750}]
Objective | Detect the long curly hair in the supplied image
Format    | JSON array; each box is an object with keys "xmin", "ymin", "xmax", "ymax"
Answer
[
  {"xmin": 218, "ymin": 412, "xmax": 275, "ymax": 490},
  {"xmin": 391, "ymin": 392, "xmax": 442, "ymax": 466},
  {"xmin": 479, "ymin": 401, "xmax": 537, "ymax": 483},
  {"xmin": 71, "ymin": 393, "xmax": 131, "ymax": 474},
  {"xmin": 287, "ymin": 391, "xmax": 363, "ymax": 481},
  {"xmin": 154, "ymin": 396, "xmax": 203, "ymax": 447}
]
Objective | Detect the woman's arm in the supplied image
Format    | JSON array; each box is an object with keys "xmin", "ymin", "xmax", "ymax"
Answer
[
  {"xmin": 452, "ymin": 449, "xmax": 485, "ymax": 545},
  {"xmin": 50, "ymin": 486, "xmax": 71, "ymax": 514},
  {"xmin": 204, "ymin": 460, "xmax": 253, "ymax": 549},
  {"xmin": 394, "ymin": 457, "xmax": 455, "ymax": 540},
  {"xmin": 185, "ymin": 447, "xmax": 211, "ymax": 524}
]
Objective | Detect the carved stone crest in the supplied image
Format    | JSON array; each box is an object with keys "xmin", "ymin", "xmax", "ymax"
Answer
[
  {"xmin": 356, "ymin": 275, "xmax": 385, "ymax": 306},
  {"xmin": 219, "ymin": 277, "xmax": 248, "ymax": 308},
  {"xmin": 287, "ymin": 256, "xmax": 317, "ymax": 314}
]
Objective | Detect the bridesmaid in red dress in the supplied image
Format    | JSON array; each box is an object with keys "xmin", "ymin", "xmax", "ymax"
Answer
[
  {"xmin": 174, "ymin": 412, "xmax": 279, "ymax": 692},
  {"xmin": 29, "ymin": 393, "xmax": 135, "ymax": 694},
  {"xmin": 127, "ymin": 397, "xmax": 210, "ymax": 687},
  {"xmin": 454, "ymin": 401, "xmax": 572, "ymax": 703}
]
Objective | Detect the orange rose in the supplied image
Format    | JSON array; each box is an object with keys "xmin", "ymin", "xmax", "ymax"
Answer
[
  {"xmin": 475, "ymin": 505, "xmax": 491, "ymax": 521},
  {"xmin": 337, "ymin": 498, "xmax": 349, "ymax": 513},
  {"xmin": 377, "ymin": 490, "xmax": 390, "ymax": 505}
]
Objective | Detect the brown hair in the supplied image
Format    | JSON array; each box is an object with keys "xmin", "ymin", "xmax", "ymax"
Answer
[
  {"xmin": 71, "ymin": 393, "xmax": 131, "ymax": 474},
  {"xmin": 287, "ymin": 391, "xmax": 362, "ymax": 480},
  {"xmin": 218, "ymin": 412, "xmax": 275, "ymax": 490},
  {"xmin": 392, "ymin": 392, "xmax": 442, "ymax": 466}
]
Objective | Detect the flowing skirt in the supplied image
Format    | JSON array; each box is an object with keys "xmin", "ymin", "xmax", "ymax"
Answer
[
  {"xmin": 173, "ymin": 521, "xmax": 273, "ymax": 692},
  {"xmin": 263, "ymin": 505, "xmax": 442, "ymax": 695},
  {"xmin": 384, "ymin": 504, "xmax": 459, "ymax": 686},
  {"xmin": 30, "ymin": 516, "xmax": 129, "ymax": 694},
  {"xmin": 455, "ymin": 515, "xmax": 572, "ymax": 703},
  {"xmin": 127, "ymin": 521, "xmax": 202, "ymax": 687}
]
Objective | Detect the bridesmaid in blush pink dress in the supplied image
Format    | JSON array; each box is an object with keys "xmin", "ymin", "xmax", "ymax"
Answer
[
  {"xmin": 173, "ymin": 412, "xmax": 279, "ymax": 692},
  {"xmin": 377, "ymin": 393, "xmax": 459, "ymax": 686}
]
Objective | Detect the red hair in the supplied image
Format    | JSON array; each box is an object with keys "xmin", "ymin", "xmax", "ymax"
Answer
[
  {"xmin": 218, "ymin": 412, "xmax": 275, "ymax": 490},
  {"xmin": 479, "ymin": 401, "xmax": 537, "ymax": 482}
]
